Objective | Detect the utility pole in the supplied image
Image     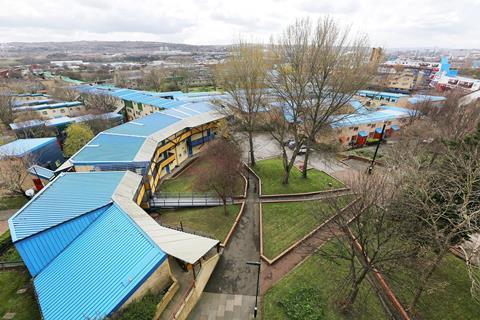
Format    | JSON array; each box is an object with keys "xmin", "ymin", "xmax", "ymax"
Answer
[
  {"xmin": 246, "ymin": 260, "xmax": 261, "ymax": 318},
  {"xmin": 368, "ymin": 122, "xmax": 387, "ymax": 175}
]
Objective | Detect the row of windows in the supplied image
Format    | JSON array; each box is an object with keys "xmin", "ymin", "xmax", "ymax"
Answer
[
  {"xmin": 41, "ymin": 107, "xmax": 82, "ymax": 115},
  {"xmin": 348, "ymin": 121, "xmax": 392, "ymax": 131}
]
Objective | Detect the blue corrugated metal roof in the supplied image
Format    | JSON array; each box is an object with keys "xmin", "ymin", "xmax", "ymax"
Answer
[
  {"xmin": 0, "ymin": 138, "xmax": 56, "ymax": 157},
  {"xmin": 331, "ymin": 106, "xmax": 412, "ymax": 128},
  {"xmin": 9, "ymin": 112, "xmax": 123, "ymax": 130},
  {"xmin": 408, "ymin": 95, "xmax": 446, "ymax": 104},
  {"xmin": 105, "ymin": 112, "xmax": 181, "ymax": 137},
  {"xmin": 8, "ymin": 171, "xmax": 125, "ymax": 241},
  {"xmin": 72, "ymin": 133, "xmax": 146, "ymax": 163},
  {"xmin": 14, "ymin": 99, "xmax": 55, "ymax": 107},
  {"xmin": 13, "ymin": 101, "xmax": 82, "ymax": 112},
  {"xmin": 357, "ymin": 90, "xmax": 408, "ymax": 99},
  {"xmin": 34, "ymin": 203, "xmax": 167, "ymax": 320}
]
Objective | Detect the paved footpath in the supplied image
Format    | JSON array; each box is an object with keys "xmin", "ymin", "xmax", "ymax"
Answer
[{"xmin": 188, "ymin": 173, "xmax": 261, "ymax": 319}]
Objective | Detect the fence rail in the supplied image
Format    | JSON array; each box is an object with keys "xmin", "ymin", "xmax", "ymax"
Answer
[
  {"xmin": 150, "ymin": 193, "xmax": 234, "ymax": 208},
  {"xmin": 0, "ymin": 261, "xmax": 24, "ymax": 270}
]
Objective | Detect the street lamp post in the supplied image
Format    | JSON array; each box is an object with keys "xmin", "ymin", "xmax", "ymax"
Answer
[
  {"xmin": 368, "ymin": 122, "xmax": 387, "ymax": 175},
  {"xmin": 247, "ymin": 260, "xmax": 261, "ymax": 318}
]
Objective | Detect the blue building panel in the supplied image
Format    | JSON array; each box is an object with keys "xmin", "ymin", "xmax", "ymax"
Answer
[
  {"xmin": 0, "ymin": 137, "xmax": 64, "ymax": 169},
  {"xmin": 72, "ymin": 133, "xmax": 147, "ymax": 163},
  {"xmin": 8, "ymin": 172, "xmax": 125, "ymax": 242},
  {"xmin": 105, "ymin": 112, "xmax": 181, "ymax": 137},
  {"xmin": 0, "ymin": 138, "xmax": 57, "ymax": 157},
  {"xmin": 15, "ymin": 205, "xmax": 108, "ymax": 276},
  {"xmin": 34, "ymin": 203, "xmax": 167, "ymax": 320}
]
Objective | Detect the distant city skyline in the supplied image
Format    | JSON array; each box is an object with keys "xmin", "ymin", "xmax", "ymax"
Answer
[{"xmin": 1, "ymin": 0, "xmax": 479, "ymax": 49}]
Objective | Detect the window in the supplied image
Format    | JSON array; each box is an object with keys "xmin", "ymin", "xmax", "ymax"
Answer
[
  {"xmin": 387, "ymin": 121, "xmax": 392, "ymax": 125},
  {"xmin": 42, "ymin": 111, "xmax": 47, "ymax": 115},
  {"xmin": 60, "ymin": 109, "xmax": 65, "ymax": 113},
  {"xmin": 353, "ymin": 127, "xmax": 359, "ymax": 131},
  {"xmin": 52, "ymin": 109, "xmax": 56, "ymax": 113}
]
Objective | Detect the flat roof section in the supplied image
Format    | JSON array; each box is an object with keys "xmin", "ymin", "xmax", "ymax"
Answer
[{"xmin": 72, "ymin": 133, "xmax": 147, "ymax": 163}]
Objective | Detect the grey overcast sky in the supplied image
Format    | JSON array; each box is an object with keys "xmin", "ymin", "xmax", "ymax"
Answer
[{"xmin": 1, "ymin": 0, "xmax": 479, "ymax": 48}]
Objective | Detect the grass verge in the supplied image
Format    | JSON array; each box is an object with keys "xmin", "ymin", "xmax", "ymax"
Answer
[
  {"xmin": 263, "ymin": 243, "xmax": 387, "ymax": 319},
  {"xmin": 386, "ymin": 254, "xmax": 480, "ymax": 319},
  {"xmin": 0, "ymin": 196, "xmax": 29, "ymax": 211},
  {"xmin": 0, "ymin": 270, "xmax": 40, "ymax": 320},
  {"xmin": 157, "ymin": 205, "xmax": 240, "ymax": 241},
  {"xmin": 253, "ymin": 158, "xmax": 343, "ymax": 195},
  {"xmin": 262, "ymin": 196, "xmax": 352, "ymax": 259}
]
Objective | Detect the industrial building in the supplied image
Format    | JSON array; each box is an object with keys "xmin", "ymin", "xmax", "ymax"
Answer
[{"xmin": 8, "ymin": 171, "xmax": 219, "ymax": 320}]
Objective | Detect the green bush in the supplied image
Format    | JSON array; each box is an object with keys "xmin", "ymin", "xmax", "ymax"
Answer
[
  {"xmin": 111, "ymin": 290, "xmax": 165, "ymax": 320},
  {"xmin": 277, "ymin": 287, "xmax": 325, "ymax": 320}
]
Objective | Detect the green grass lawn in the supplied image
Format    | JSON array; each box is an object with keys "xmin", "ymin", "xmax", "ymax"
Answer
[
  {"xmin": 0, "ymin": 196, "xmax": 29, "ymax": 210},
  {"xmin": 0, "ymin": 270, "xmax": 40, "ymax": 320},
  {"xmin": 159, "ymin": 159, "xmax": 245, "ymax": 195},
  {"xmin": 157, "ymin": 205, "xmax": 240, "ymax": 241},
  {"xmin": 385, "ymin": 254, "xmax": 480, "ymax": 319},
  {"xmin": 253, "ymin": 158, "xmax": 344, "ymax": 195},
  {"xmin": 263, "ymin": 243, "xmax": 387, "ymax": 320},
  {"xmin": 262, "ymin": 196, "xmax": 353, "ymax": 259}
]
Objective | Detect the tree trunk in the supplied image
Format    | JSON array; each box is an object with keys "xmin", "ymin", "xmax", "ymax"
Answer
[
  {"xmin": 222, "ymin": 198, "xmax": 228, "ymax": 216},
  {"xmin": 409, "ymin": 248, "xmax": 448, "ymax": 311},
  {"xmin": 248, "ymin": 131, "xmax": 255, "ymax": 167},
  {"xmin": 343, "ymin": 266, "xmax": 369, "ymax": 312},
  {"xmin": 302, "ymin": 144, "xmax": 310, "ymax": 179},
  {"xmin": 282, "ymin": 167, "xmax": 291, "ymax": 185}
]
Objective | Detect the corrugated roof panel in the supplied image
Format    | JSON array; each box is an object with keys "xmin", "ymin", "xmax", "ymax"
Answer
[
  {"xmin": 34, "ymin": 203, "xmax": 167, "ymax": 320},
  {"xmin": 0, "ymin": 138, "xmax": 56, "ymax": 157},
  {"xmin": 105, "ymin": 112, "xmax": 181, "ymax": 137},
  {"xmin": 72, "ymin": 133, "xmax": 146, "ymax": 163},
  {"xmin": 331, "ymin": 106, "xmax": 412, "ymax": 128},
  {"xmin": 8, "ymin": 172, "xmax": 125, "ymax": 241}
]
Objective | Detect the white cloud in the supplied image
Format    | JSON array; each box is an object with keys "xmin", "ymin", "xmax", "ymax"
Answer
[{"xmin": 0, "ymin": 0, "xmax": 478, "ymax": 48}]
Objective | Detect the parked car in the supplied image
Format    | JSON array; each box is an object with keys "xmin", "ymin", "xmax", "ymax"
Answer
[
  {"xmin": 288, "ymin": 141, "xmax": 296, "ymax": 150},
  {"xmin": 298, "ymin": 146, "xmax": 307, "ymax": 154}
]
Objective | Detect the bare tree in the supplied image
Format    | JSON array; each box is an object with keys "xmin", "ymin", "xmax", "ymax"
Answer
[
  {"xmin": 267, "ymin": 19, "xmax": 312, "ymax": 183},
  {"xmin": 0, "ymin": 94, "xmax": 15, "ymax": 125},
  {"xmin": 0, "ymin": 155, "xmax": 34, "ymax": 198},
  {"xmin": 318, "ymin": 171, "xmax": 415, "ymax": 314},
  {"xmin": 48, "ymin": 85, "xmax": 79, "ymax": 102},
  {"xmin": 216, "ymin": 40, "xmax": 269, "ymax": 167},
  {"xmin": 81, "ymin": 93, "xmax": 119, "ymax": 114},
  {"xmin": 141, "ymin": 68, "xmax": 167, "ymax": 92},
  {"xmin": 194, "ymin": 139, "xmax": 242, "ymax": 215},
  {"xmin": 391, "ymin": 124, "xmax": 480, "ymax": 311},
  {"xmin": 301, "ymin": 18, "xmax": 376, "ymax": 178}
]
